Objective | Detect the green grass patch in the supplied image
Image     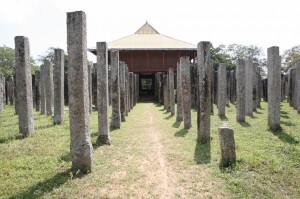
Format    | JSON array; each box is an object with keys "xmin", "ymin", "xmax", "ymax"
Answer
[{"xmin": 0, "ymin": 101, "xmax": 299, "ymax": 198}]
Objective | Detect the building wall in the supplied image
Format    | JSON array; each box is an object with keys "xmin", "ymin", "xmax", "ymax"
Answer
[{"xmin": 119, "ymin": 50, "xmax": 196, "ymax": 73}]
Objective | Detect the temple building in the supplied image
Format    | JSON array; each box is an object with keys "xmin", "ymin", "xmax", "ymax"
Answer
[{"xmin": 89, "ymin": 22, "xmax": 196, "ymax": 98}]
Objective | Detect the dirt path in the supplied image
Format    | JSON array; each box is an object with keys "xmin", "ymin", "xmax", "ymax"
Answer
[{"xmin": 138, "ymin": 104, "xmax": 175, "ymax": 198}]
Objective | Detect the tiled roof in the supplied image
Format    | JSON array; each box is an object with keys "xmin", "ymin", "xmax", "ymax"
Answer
[{"xmin": 108, "ymin": 21, "xmax": 196, "ymax": 50}]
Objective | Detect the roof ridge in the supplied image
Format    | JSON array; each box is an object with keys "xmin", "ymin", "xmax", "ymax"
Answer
[{"xmin": 135, "ymin": 21, "xmax": 159, "ymax": 34}]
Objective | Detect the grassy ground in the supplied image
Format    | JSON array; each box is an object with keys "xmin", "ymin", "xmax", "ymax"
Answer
[{"xmin": 0, "ymin": 101, "xmax": 299, "ymax": 198}]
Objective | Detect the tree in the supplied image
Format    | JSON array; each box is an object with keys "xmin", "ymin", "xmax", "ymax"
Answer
[
  {"xmin": 211, "ymin": 45, "xmax": 235, "ymax": 71},
  {"xmin": 227, "ymin": 44, "xmax": 264, "ymax": 65},
  {"xmin": 282, "ymin": 45, "xmax": 300, "ymax": 72},
  {"xmin": 0, "ymin": 45, "xmax": 38, "ymax": 77}
]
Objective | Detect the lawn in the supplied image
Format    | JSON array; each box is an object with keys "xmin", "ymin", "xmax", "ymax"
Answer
[{"xmin": 0, "ymin": 101, "xmax": 299, "ymax": 198}]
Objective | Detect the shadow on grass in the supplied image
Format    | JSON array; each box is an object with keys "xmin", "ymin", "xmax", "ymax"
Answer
[
  {"xmin": 238, "ymin": 121, "xmax": 251, "ymax": 127},
  {"xmin": 280, "ymin": 111, "xmax": 289, "ymax": 115},
  {"xmin": 174, "ymin": 128, "xmax": 189, "ymax": 137},
  {"xmin": 158, "ymin": 108, "xmax": 165, "ymax": 112},
  {"xmin": 35, "ymin": 123, "xmax": 55, "ymax": 130},
  {"xmin": 9, "ymin": 169, "xmax": 73, "ymax": 199},
  {"xmin": 110, "ymin": 126, "xmax": 120, "ymax": 132},
  {"xmin": 0, "ymin": 134, "xmax": 23, "ymax": 144},
  {"xmin": 270, "ymin": 128, "xmax": 299, "ymax": 145},
  {"xmin": 281, "ymin": 115, "xmax": 290, "ymax": 119},
  {"xmin": 163, "ymin": 110, "xmax": 169, "ymax": 115},
  {"xmin": 164, "ymin": 114, "xmax": 174, "ymax": 120},
  {"xmin": 194, "ymin": 141, "xmax": 211, "ymax": 164},
  {"xmin": 280, "ymin": 120, "xmax": 296, "ymax": 127},
  {"xmin": 249, "ymin": 115, "xmax": 257, "ymax": 119},
  {"xmin": 254, "ymin": 110, "xmax": 263, "ymax": 114},
  {"xmin": 172, "ymin": 121, "xmax": 181, "ymax": 128},
  {"xmin": 219, "ymin": 115, "xmax": 228, "ymax": 121}
]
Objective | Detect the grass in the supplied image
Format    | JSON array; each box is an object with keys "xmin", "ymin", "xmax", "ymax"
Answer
[{"xmin": 0, "ymin": 101, "xmax": 299, "ymax": 198}]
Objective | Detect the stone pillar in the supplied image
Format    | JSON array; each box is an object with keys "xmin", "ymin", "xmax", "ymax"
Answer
[
  {"xmin": 245, "ymin": 59, "xmax": 253, "ymax": 116},
  {"xmin": 110, "ymin": 50, "xmax": 121, "ymax": 128},
  {"xmin": 53, "ymin": 49, "xmax": 64, "ymax": 124},
  {"xmin": 163, "ymin": 74, "xmax": 168, "ymax": 109},
  {"xmin": 181, "ymin": 57, "xmax": 191, "ymax": 129},
  {"xmin": 119, "ymin": 61, "xmax": 126, "ymax": 122},
  {"xmin": 256, "ymin": 68, "xmax": 261, "ymax": 108},
  {"xmin": 296, "ymin": 60, "xmax": 300, "ymax": 114},
  {"xmin": 166, "ymin": 74, "xmax": 170, "ymax": 111},
  {"xmin": 176, "ymin": 63, "xmax": 183, "ymax": 122},
  {"xmin": 219, "ymin": 126, "xmax": 236, "ymax": 167},
  {"xmin": 158, "ymin": 73, "xmax": 163, "ymax": 104},
  {"xmin": 15, "ymin": 36, "xmax": 34, "ymax": 136},
  {"xmin": 8, "ymin": 77, "xmax": 15, "ymax": 105},
  {"xmin": 108, "ymin": 68, "xmax": 112, "ymax": 106},
  {"xmin": 0, "ymin": 73, "xmax": 3, "ymax": 112},
  {"xmin": 218, "ymin": 63, "xmax": 227, "ymax": 117},
  {"xmin": 168, "ymin": 68, "xmax": 175, "ymax": 115},
  {"xmin": 92, "ymin": 63, "xmax": 98, "ymax": 111},
  {"xmin": 32, "ymin": 75, "xmax": 36, "ymax": 109},
  {"xmin": 136, "ymin": 74, "xmax": 139, "ymax": 103},
  {"xmin": 129, "ymin": 72, "xmax": 134, "ymax": 109},
  {"xmin": 267, "ymin": 46, "xmax": 281, "ymax": 131},
  {"xmin": 197, "ymin": 41, "xmax": 212, "ymax": 143},
  {"xmin": 88, "ymin": 63, "xmax": 92, "ymax": 113},
  {"xmin": 40, "ymin": 65, "xmax": 46, "ymax": 115},
  {"xmin": 211, "ymin": 68, "xmax": 215, "ymax": 114},
  {"xmin": 230, "ymin": 70, "xmax": 236, "ymax": 103},
  {"xmin": 44, "ymin": 60, "xmax": 54, "ymax": 116},
  {"xmin": 35, "ymin": 71, "xmax": 40, "ymax": 111},
  {"xmin": 133, "ymin": 74, "xmax": 137, "ymax": 107},
  {"xmin": 125, "ymin": 65, "xmax": 129, "ymax": 116},
  {"xmin": 96, "ymin": 42, "xmax": 111, "ymax": 145},
  {"xmin": 236, "ymin": 59, "xmax": 246, "ymax": 122},
  {"xmin": 67, "ymin": 11, "xmax": 93, "ymax": 172}
]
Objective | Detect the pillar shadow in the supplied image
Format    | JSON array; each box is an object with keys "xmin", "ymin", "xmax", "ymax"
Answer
[
  {"xmin": 164, "ymin": 114, "xmax": 174, "ymax": 120},
  {"xmin": 219, "ymin": 115, "xmax": 228, "ymax": 121},
  {"xmin": 0, "ymin": 134, "xmax": 23, "ymax": 144},
  {"xmin": 158, "ymin": 108, "xmax": 165, "ymax": 112},
  {"xmin": 174, "ymin": 128, "xmax": 188, "ymax": 137},
  {"xmin": 9, "ymin": 169, "xmax": 73, "ymax": 199},
  {"xmin": 35, "ymin": 123, "xmax": 55, "ymax": 130},
  {"xmin": 238, "ymin": 121, "xmax": 251, "ymax": 127},
  {"xmin": 280, "ymin": 111, "xmax": 289, "ymax": 115},
  {"xmin": 254, "ymin": 110, "xmax": 263, "ymax": 114},
  {"xmin": 270, "ymin": 128, "xmax": 299, "ymax": 145},
  {"xmin": 249, "ymin": 115, "xmax": 257, "ymax": 119},
  {"xmin": 194, "ymin": 141, "xmax": 211, "ymax": 164},
  {"xmin": 280, "ymin": 120, "xmax": 295, "ymax": 127},
  {"xmin": 172, "ymin": 121, "xmax": 182, "ymax": 128}
]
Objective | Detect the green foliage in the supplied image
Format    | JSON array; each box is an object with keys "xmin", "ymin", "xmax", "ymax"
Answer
[
  {"xmin": 282, "ymin": 45, "xmax": 300, "ymax": 72},
  {"xmin": 0, "ymin": 45, "xmax": 38, "ymax": 77},
  {"xmin": 0, "ymin": 45, "xmax": 15, "ymax": 77},
  {"xmin": 211, "ymin": 45, "xmax": 235, "ymax": 71}
]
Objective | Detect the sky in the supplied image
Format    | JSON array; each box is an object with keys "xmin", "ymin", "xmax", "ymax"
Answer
[{"xmin": 0, "ymin": 0, "xmax": 299, "ymax": 63}]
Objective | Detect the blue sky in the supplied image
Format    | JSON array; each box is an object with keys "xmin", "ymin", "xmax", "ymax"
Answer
[{"xmin": 0, "ymin": 0, "xmax": 299, "ymax": 63}]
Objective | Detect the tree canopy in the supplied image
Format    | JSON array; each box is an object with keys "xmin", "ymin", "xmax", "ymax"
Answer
[
  {"xmin": 282, "ymin": 45, "xmax": 300, "ymax": 72},
  {"xmin": 0, "ymin": 45, "xmax": 38, "ymax": 77}
]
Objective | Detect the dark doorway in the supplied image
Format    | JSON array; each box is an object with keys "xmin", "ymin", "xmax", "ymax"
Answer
[{"xmin": 139, "ymin": 73, "xmax": 155, "ymax": 99}]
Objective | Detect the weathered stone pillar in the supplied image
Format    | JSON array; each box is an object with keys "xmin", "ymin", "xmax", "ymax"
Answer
[
  {"xmin": 129, "ymin": 72, "xmax": 133, "ymax": 109},
  {"xmin": 67, "ymin": 11, "xmax": 93, "ymax": 172},
  {"xmin": 163, "ymin": 74, "xmax": 168, "ymax": 109},
  {"xmin": 119, "ymin": 61, "xmax": 126, "ymax": 122},
  {"xmin": 15, "ymin": 36, "xmax": 34, "ymax": 136},
  {"xmin": 296, "ymin": 60, "xmax": 300, "ymax": 114},
  {"xmin": 197, "ymin": 41, "xmax": 212, "ymax": 143},
  {"xmin": 44, "ymin": 60, "xmax": 54, "ymax": 116},
  {"xmin": 92, "ymin": 63, "xmax": 98, "ymax": 111},
  {"xmin": 125, "ymin": 65, "xmax": 129, "ymax": 116},
  {"xmin": 53, "ymin": 49, "xmax": 64, "ymax": 124},
  {"xmin": 32, "ymin": 75, "xmax": 36, "ymax": 109},
  {"xmin": 158, "ymin": 73, "xmax": 163, "ymax": 104},
  {"xmin": 0, "ymin": 73, "xmax": 3, "ymax": 112},
  {"xmin": 267, "ymin": 46, "xmax": 281, "ymax": 131},
  {"xmin": 88, "ymin": 63, "xmax": 92, "ymax": 113},
  {"xmin": 133, "ymin": 74, "xmax": 137, "ymax": 106},
  {"xmin": 40, "ymin": 65, "xmax": 46, "ymax": 115},
  {"xmin": 35, "ymin": 71, "xmax": 40, "ymax": 111},
  {"xmin": 236, "ymin": 59, "xmax": 246, "ymax": 122},
  {"xmin": 219, "ymin": 126, "xmax": 236, "ymax": 167},
  {"xmin": 211, "ymin": 68, "xmax": 215, "ymax": 114},
  {"xmin": 96, "ymin": 42, "xmax": 111, "ymax": 145},
  {"xmin": 110, "ymin": 50, "xmax": 121, "ymax": 128},
  {"xmin": 8, "ymin": 77, "xmax": 15, "ymax": 105},
  {"xmin": 136, "ymin": 74, "xmax": 139, "ymax": 102},
  {"xmin": 256, "ymin": 68, "xmax": 261, "ymax": 108},
  {"xmin": 230, "ymin": 70, "xmax": 236, "ymax": 103},
  {"xmin": 245, "ymin": 59, "xmax": 253, "ymax": 116},
  {"xmin": 181, "ymin": 57, "xmax": 191, "ymax": 129},
  {"xmin": 218, "ymin": 63, "xmax": 227, "ymax": 117},
  {"xmin": 176, "ymin": 63, "xmax": 183, "ymax": 122},
  {"xmin": 108, "ymin": 68, "xmax": 112, "ymax": 106},
  {"xmin": 168, "ymin": 68, "xmax": 175, "ymax": 115}
]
